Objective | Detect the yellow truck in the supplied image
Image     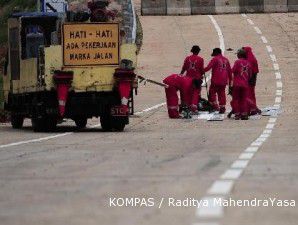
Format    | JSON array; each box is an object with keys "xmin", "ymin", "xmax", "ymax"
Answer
[{"xmin": 3, "ymin": 11, "xmax": 138, "ymax": 132}]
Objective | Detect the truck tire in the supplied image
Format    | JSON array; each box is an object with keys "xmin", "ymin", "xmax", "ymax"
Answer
[
  {"xmin": 32, "ymin": 116, "xmax": 57, "ymax": 132},
  {"xmin": 100, "ymin": 115, "xmax": 126, "ymax": 132},
  {"xmin": 100, "ymin": 114, "xmax": 113, "ymax": 132},
  {"xmin": 111, "ymin": 117, "xmax": 126, "ymax": 132},
  {"xmin": 74, "ymin": 118, "xmax": 87, "ymax": 129},
  {"xmin": 11, "ymin": 113, "xmax": 24, "ymax": 129}
]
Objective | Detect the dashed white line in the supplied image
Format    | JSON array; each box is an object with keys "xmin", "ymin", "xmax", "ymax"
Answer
[
  {"xmin": 231, "ymin": 160, "xmax": 249, "ymax": 169},
  {"xmin": 245, "ymin": 146, "xmax": 259, "ymax": 153},
  {"xmin": 221, "ymin": 169, "xmax": 243, "ymax": 180},
  {"xmin": 261, "ymin": 36, "xmax": 268, "ymax": 43},
  {"xmin": 273, "ymin": 63, "xmax": 280, "ymax": 71},
  {"xmin": 277, "ymin": 81, "xmax": 283, "ymax": 88},
  {"xmin": 208, "ymin": 180, "xmax": 234, "ymax": 195},
  {"xmin": 275, "ymin": 97, "xmax": 282, "ymax": 103},
  {"xmin": 275, "ymin": 72, "xmax": 282, "ymax": 80},
  {"xmin": 196, "ymin": 197, "xmax": 224, "ymax": 218},
  {"xmin": 247, "ymin": 18, "xmax": 254, "ymax": 25},
  {"xmin": 263, "ymin": 129, "xmax": 273, "ymax": 134},
  {"xmin": 270, "ymin": 54, "xmax": 277, "ymax": 62},
  {"xmin": 239, "ymin": 152, "xmax": 254, "ymax": 160},
  {"xmin": 276, "ymin": 90, "xmax": 282, "ymax": 96},
  {"xmin": 269, "ymin": 118, "xmax": 277, "ymax": 123},
  {"xmin": 254, "ymin": 26, "xmax": 262, "ymax": 34},
  {"xmin": 266, "ymin": 123, "xmax": 275, "ymax": 129},
  {"xmin": 266, "ymin": 45, "xmax": 273, "ymax": 53}
]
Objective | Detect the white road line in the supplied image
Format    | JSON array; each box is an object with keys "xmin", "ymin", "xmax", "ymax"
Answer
[
  {"xmin": 270, "ymin": 54, "xmax": 277, "ymax": 62},
  {"xmin": 276, "ymin": 90, "xmax": 282, "ymax": 96},
  {"xmin": 263, "ymin": 129, "xmax": 273, "ymax": 134},
  {"xmin": 221, "ymin": 169, "xmax": 243, "ymax": 180},
  {"xmin": 231, "ymin": 160, "xmax": 249, "ymax": 169},
  {"xmin": 196, "ymin": 197, "xmax": 224, "ymax": 218},
  {"xmin": 239, "ymin": 152, "xmax": 254, "ymax": 160},
  {"xmin": 245, "ymin": 146, "xmax": 259, "ymax": 153},
  {"xmin": 241, "ymin": 14, "xmax": 248, "ymax": 18},
  {"xmin": 208, "ymin": 15, "xmax": 226, "ymax": 53},
  {"xmin": 269, "ymin": 118, "xmax": 277, "ymax": 123},
  {"xmin": 261, "ymin": 36, "xmax": 268, "ymax": 43},
  {"xmin": 273, "ymin": 63, "xmax": 280, "ymax": 71},
  {"xmin": 266, "ymin": 123, "xmax": 275, "ymax": 129},
  {"xmin": 266, "ymin": 45, "xmax": 273, "ymax": 53},
  {"xmin": 247, "ymin": 18, "xmax": 254, "ymax": 25},
  {"xmin": 254, "ymin": 26, "xmax": 262, "ymax": 34},
  {"xmin": 260, "ymin": 133, "xmax": 271, "ymax": 138},
  {"xmin": 275, "ymin": 97, "xmax": 282, "ymax": 103},
  {"xmin": 275, "ymin": 72, "xmax": 282, "ymax": 80},
  {"xmin": 0, "ymin": 133, "xmax": 72, "ymax": 149},
  {"xmin": 277, "ymin": 81, "xmax": 283, "ymax": 88},
  {"xmin": 208, "ymin": 180, "xmax": 234, "ymax": 195}
]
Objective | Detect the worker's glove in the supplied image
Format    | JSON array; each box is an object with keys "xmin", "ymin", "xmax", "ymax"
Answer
[
  {"xmin": 228, "ymin": 86, "xmax": 233, "ymax": 95},
  {"xmin": 249, "ymin": 73, "xmax": 257, "ymax": 86}
]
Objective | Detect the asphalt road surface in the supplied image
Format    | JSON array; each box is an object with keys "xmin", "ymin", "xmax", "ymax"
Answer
[{"xmin": 0, "ymin": 6, "xmax": 297, "ymax": 225}]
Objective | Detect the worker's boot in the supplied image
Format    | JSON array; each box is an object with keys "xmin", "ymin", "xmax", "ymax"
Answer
[
  {"xmin": 227, "ymin": 110, "xmax": 234, "ymax": 118},
  {"xmin": 219, "ymin": 107, "xmax": 226, "ymax": 114},
  {"xmin": 235, "ymin": 114, "xmax": 241, "ymax": 120},
  {"xmin": 241, "ymin": 114, "xmax": 249, "ymax": 120}
]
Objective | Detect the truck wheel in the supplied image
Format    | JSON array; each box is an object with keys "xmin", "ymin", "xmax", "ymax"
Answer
[
  {"xmin": 75, "ymin": 118, "xmax": 87, "ymax": 129},
  {"xmin": 32, "ymin": 117, "xmax": 57, "ymax": 132},
  {"xmin": 111, "ymin": 117, "xmax": 126, "ymax": 132},
  {"xmin": 100, "ymin": 114, "xmax": 112, "ymax": 132},
  {"xmin": 11, "ymin": 114, "xmax": 24, "ymax": 129}
]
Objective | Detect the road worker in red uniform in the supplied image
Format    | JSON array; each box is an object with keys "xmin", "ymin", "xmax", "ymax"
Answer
[
  {"xmin": 243, "ymin": 46, "xmax": 261, "ymax": 115},
  {"xmin": 163, "ymin": 74, "xmax": 201, "ymax": 118},
  {"xmin": 231, "ymin": 49, "xmax": 253, "ymax": 120},
  {"xmin": 180, "ymin": 45, "xmax": 204, "ymax": 111},
  {"xmin": 204, "ymin": 48, "xmax": 232, "ymax": 114}
]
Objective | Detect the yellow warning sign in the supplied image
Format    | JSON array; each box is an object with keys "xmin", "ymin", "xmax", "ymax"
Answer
[{"xmin": 63, "ymin": 23, "xmax": 120, "ymax": 66}]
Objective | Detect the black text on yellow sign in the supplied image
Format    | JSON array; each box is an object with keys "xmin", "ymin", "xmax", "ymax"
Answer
[{"xmin": 63, "ymin": 23, "xmax": 120, "ymax": 66}]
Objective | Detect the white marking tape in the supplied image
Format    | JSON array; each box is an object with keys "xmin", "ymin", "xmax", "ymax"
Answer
[
  {"xmin": 263, "ymin": 129, "xmax": 273, "ymax": 134},
  {"xmin": 277, "ymin": 81, "xmax": 283, "ymax": 89},
  {"xmin": 208, "ymin": 15, "xmax": 226, "ymax": 53}
]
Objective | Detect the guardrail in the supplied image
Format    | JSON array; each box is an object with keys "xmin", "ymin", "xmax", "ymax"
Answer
[{"xmin": 141, "ymin": 0, "xmax": 298, "ymax": 15}]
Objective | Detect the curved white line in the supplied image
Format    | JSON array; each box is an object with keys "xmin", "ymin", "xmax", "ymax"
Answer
[
  {"xmin": 195, "ymin": 14, "xmax": 283, "ymax": 224},
  {"xmin": 208, "ymin": 15, "xmax": 226, "ymax": 54}
]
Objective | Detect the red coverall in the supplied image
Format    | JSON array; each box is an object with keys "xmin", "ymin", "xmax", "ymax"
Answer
[
  {"xmin": 182, "ymin": 54, "xmax": 204, "ymax": 79},
  {"xmin": 163, "ymin": 74, "xmax": 198, "ymax": 118},
  {"xmin": 204, "ymin": 54, "xmax": 232, "ymax": 111},
  {"xmin": 243, "ymin": 46, "xmax": 260, "ymax": 114},
  {"xmin": 231, "ymin": 59, "xmax": 253, "ymax": 117}
]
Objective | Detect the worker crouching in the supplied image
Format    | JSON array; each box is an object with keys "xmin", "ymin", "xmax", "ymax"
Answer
[
  {"xmin": 231, "ymin": 49, "xmax": 253, "ymax": 120},
  {"xmin": 204, "ymin": 48, "xmax": 232, "ymax": 114},
  {"xmin": 163, "ymin": 74, "xmax": 201, "ymax": 119}
]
